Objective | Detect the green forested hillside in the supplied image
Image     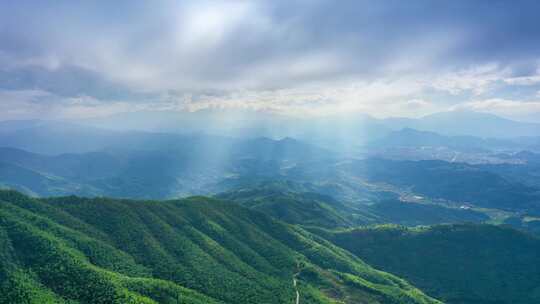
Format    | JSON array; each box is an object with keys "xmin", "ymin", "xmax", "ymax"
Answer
[
  {"xmin": 312, "ymin": 224, "xmax": 540, "ymax": 304},
  {"xmin": 217, "ymin": 183, "xmax": 488, "ymax": 229},
  {"xmin": 368, "ymin": 200, "xmax": 488, "ymax": 226},
  {"xmin": 217, "ymin": 186, "xmax": 361, "ymax": 228},
  {"xmin": 0, "ymin": 190, "xmax": 440, "ymax": 304},
  {"xmin": 345, "ymin": 159, "xmax": 540, "ymax": 215},
  {"xmin": 0, "ymin": 161, "xmax": 99, "ymax": 197}
]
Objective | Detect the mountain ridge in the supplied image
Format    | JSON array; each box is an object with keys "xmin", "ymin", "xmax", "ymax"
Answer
[{"xmin": 0, "ymin": 189, "xmax": 441, "ymax": 304}]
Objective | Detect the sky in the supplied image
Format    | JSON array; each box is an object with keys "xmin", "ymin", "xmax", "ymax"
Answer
[{"xmin": 2, "ymin": 0, "xmax": 540, "ymax": 122}]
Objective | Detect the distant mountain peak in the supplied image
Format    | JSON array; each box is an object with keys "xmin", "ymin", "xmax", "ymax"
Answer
[{"xmin": 382, "ymin": 110, "xmax": 540, "ymax": 138}]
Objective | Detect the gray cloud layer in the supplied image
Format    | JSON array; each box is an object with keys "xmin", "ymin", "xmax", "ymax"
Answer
[{"xmin": 1, "ymin": 0, "xmax": 540, "ymax": 120}]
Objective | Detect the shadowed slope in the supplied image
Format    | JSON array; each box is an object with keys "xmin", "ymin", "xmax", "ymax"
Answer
[{"xmin": 312, "ymin": 224, "xmax": 540, "ymax": 304}]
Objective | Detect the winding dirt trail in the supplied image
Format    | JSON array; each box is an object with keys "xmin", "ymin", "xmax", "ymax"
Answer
[
  {"xmin": 293, "ymin": 260, "xmax": 301, "ymax": 304},
  {"xmin": 293, "ymin": 276, "xmax": 299, "ymax": 304}
]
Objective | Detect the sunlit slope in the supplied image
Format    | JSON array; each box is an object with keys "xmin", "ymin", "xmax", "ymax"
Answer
[
  {"xmin": 312, "ymin": 224, "xmax": 540, "ymax": 304},
  {"xmin": 0, "ymin": 190, "xmax": 441, "ymax": 304},
  {"xmin": 217, "ymin": 182, "xmax": 488, "ymax": 228},
  {"xmin": 217, "ymin": 185, "xmax": 362, "ymax": 228}
]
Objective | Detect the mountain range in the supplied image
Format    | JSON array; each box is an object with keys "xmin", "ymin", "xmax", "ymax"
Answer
[
  {"xmin": 79, "ymin": 109, "xmax": 540, "ymax": 140},
  {"xmin": 2, "ymin": 111, "xmax": 540, "ymax": 304}
]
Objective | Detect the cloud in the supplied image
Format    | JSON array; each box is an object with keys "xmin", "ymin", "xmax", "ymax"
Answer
[
  {"xmin": 504, "ymin": 75, "xmax": 540, "ymax": 86},
  {"xmin": 1, "ymin": 1, "xmax": 540, "ymax": 120},
  {"xmin": 0, "ymin": 89, "xmax": 55, "ymax": 119},
  {"xmin": 429, "ymin": 63, "xmax": 507, "ymax": 95},
  {"xmin": 0, "ymin": 89, "xmax": 157, "ymax": 120},
  {"xmin": 403, "ymin": 99, "xmax": 432, "ymax": 110},
  {"xmin": 0, "ymin": 68, "xmax": 533, "ymax": 121}
]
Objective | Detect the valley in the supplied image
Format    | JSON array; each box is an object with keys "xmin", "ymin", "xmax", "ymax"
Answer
[
  {"xmin": 1, "ymin": 115, "xmax": 540, "ymax": 304},
  {"xmin": 3, "ymin": 2, "xmax": 540, "ymax": 303}
]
